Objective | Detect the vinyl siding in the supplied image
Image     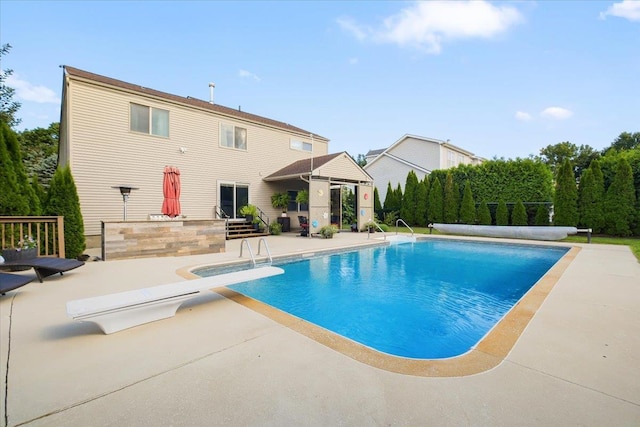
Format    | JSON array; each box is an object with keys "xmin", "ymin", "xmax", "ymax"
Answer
[{"xmin": 64, "ymin": 76, "xmax": 328, "ymax": 236}]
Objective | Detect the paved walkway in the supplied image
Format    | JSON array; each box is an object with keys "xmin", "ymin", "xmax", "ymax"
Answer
[{"xmin": 1, "ymin": 233, "xmax": 639, "ymax": 426}]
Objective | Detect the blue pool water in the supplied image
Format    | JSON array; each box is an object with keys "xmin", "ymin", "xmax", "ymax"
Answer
[{"xmin": 223, "ymin": 240, "xmax": 568, "ymax": 359}]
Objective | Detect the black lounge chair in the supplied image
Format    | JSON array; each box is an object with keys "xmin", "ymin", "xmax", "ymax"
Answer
[
  {"xmin": 0, "ymin": 257, "xmax": 84, "ymax": 283},
  {"xmin": 0, "ymin": 272, "xmax": 35, "ymax": 295}
]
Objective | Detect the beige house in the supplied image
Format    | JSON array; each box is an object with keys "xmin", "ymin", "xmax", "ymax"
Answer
[
  {"xmin": 59, "ymin": 67, "xmax": 373, "ymax": 246},
  {"xmin": 364, "ymin": 134, "xmax": 484, "ymax": 203}
]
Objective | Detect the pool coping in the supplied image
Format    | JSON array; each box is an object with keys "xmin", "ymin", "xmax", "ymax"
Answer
[{"xmin": 181, "ymin": 238, "xmax": 581, "ymax": 377}]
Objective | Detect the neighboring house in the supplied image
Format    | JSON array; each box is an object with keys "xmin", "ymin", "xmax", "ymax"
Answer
[
  {"xmin": 59, "ymin": 66, "xmax": 373, "ymax": 246},
  {"xmin": 364, "ymin": 134, "xmax": 484, "ymax": 203}
]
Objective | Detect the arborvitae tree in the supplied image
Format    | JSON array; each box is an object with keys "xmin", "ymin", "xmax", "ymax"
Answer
[
  {"xmin": 383, "ymin": 182, "xmax": 396, "ymax": 213},
  {"xmin": 603, "ymin": 157, "xmax": 636, "ymax": 236},
  {"xmin": 0, "ymin": 121, "xmax": 29, "ymax": 215},
  {"xmin": 459, "ymin": 180, "xmax": 476, "ymax": 224},
  {"xmin": 512, "ymin": 200, "xmax": 528, "ymax": 225},
  {"xmin": 589, "ymin": 159, "xmax": 606, "ymax": 233},
  {"xmin": 496, "ymin": 199, "xmax": 509, "ymax": 226},
  {"xmin": 415, "ymin": 179, "xmax": 428, "ymax": 227},
  {"xmin": 428, "ymin": 177, "xmax": 444, "ymax": 224},
  {"xmin": 400, "ymin": 171, "xmax": 418, "ymax": 225},
  {"xmin": 477, "ymin": 201, "xmax": 492, "ymax": 225},
  {"xmin": 578, "ymin": 168, "xmax": 604, "ymax": 231},
  {"xmin": 443, "ymin": 172, "xmax": 458, "ymax": 223},
  {"xmin": 44, "ymin": 166, "xmax": 86, "ymax": 259},
  {"xmin": 535, "ymin": 204, "xmax": 550, "ymax": 225},
  {"xmin": 394, "ymin": 183, "xmax": 403, "ymax": 213},
  {"xmin": 30, "ymin": 175, "xmax": 43, "ymax": 215},
  {"xmin": 553, "ymin": 159, "xmax": 578, "ymax": 226},
  {"xmin": 373, "ymin": 187, "xmax": 383, "ymax": 220},
  {"xmin": 423, "ymin": 175, "xmax": 431, "ymax": 223}
]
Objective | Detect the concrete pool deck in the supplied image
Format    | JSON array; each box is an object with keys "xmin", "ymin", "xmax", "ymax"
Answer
[{"xmin": 1, "ymin": 233, "xmax": 639, "ymax": 425}]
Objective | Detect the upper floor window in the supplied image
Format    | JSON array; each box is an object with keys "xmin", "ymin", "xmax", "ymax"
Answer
[
  {"xmin": 290, "ymin": 139, "xmax": 312, "ymax": 152},
  {"xmin": 130, "ymin": 103, "xmax": 169, "ymax": 137},
  {"xmin": 457, "ymin": 154, "xmax": 465, "ymax": 165},
  {"xmin": 220, "ymin": 123, "xmax": 247, "ymax": 150},
  {"xmin": 447, "ymin": 150, "xmax": 456, "ymax": 167}
]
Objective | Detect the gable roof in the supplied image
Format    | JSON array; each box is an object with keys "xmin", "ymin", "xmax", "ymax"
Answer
[
  {"xmin": 264, "ymin": 152, "xmax": 373, "ymax": 183},
  {"xmin": 63, "ymin": 66, "xmax": 328, "ymax": 141}
]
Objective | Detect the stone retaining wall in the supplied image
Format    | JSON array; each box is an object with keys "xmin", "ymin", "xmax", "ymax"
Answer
[{"xmin": 101, "ymin": 219, "xmax": 226, "ymax": 261}]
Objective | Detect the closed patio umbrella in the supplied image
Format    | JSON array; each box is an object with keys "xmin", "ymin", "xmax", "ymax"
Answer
[{"xmin": 161, "ymin": 166, "xmax": 181, "ymax": 217}]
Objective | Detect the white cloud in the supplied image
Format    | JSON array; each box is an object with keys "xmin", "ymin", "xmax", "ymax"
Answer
[
  {"xmin": 515, "ymin": 111, "xmax": 532, "ymax": 121},
  {"xmin": 6, "ymin": 75, "xmax": 60, "ymax": 104},
  {"xmin": 338, "ymin": 0, "xmax": 523, "ymax": 54},
  {"xmin": 238, "ymin": 69, "xmax": 261, "ymax": 82},
  {"xmin": 540, "ymin": 106, "xmax": 573, "ymax": 120},
  {"xmin": 599, "ymin": 0, "xmax": 640, "ymax": 22}
]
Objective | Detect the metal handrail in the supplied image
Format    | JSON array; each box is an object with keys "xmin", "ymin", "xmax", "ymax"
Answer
[
  {"xmin": 255, "ymin": 206, "xmax": 270, "ymax": 229},
  {"xmin": 395, "ymin": 219, "xmax": 414, "ymax": 237},
  {"xmin": 257, "ymin": 237, "xmax": 273, "ymax": 264},
  {"xmin": 239, "ymin": 238, "xmax": 257, "ymax": 267},
  {"xmin": 366, "ymin": 221, "xmax": 386, "ymax": 240}
]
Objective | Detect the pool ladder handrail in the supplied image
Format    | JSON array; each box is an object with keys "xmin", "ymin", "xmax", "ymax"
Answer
[
  {"xmin": 395, "ymin": 218, "xmax": 414, "ymax": 237},
  {"xmin": 367, "ymin": 221, "xmax": 386, "ymax": 240},
  {"xmin": 239, "ymin": 237, "xmax": 273, "ymax": 267}
]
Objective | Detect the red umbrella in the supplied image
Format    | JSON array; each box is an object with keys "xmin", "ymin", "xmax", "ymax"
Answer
[{"xmin": 161, "ymin": 166, "xmax": 181, "ymax": 217}]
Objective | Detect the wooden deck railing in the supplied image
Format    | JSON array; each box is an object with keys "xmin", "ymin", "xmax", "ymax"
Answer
[{"xmin": 0, "ymin": 216, "xmax": 66, "ymax": 258}]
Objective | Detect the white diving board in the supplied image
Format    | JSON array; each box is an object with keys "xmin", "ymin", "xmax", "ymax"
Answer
[{"xmin": 66, "ymin": 266, "xmax": 284, "ymax": 334}]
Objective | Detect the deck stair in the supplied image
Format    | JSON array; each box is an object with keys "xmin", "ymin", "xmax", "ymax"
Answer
[{"xmin": 226, "ymin": 220, "xmax": 269, "ymax": 240}]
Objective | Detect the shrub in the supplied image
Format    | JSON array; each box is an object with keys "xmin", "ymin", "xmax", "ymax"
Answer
[
  {"xmin": 512, "ymin": 200, "xmax": 528, "ymax": 226},
  {"xmin": 554, "ymin": 159, "xmax": 578, "ymax": 226},
  {"xmin": 319, "ymin": 225, "xmax": 338, "ymax": 238},
  {"xmin": 535, "ymin": 204, "xmax": 550, "ymax": 225},
  {"xmin": 269, "ymin": 222, "xmax": 282, "ymax": 235},
  {"xmin": 477, "ymin": 201, "xmax": 492, "ymax": 225},
  {"xmin": 459, "ymin": 180, "xmax": 476, "ymax": 224},
  {"xmin": 496, "ymin": 200, "xmax": 509, "ymax": 226}
]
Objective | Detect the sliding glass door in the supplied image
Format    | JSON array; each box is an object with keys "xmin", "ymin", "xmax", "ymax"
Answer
[{"xmin": 219, "ymin": 182, "xmax": 249, "ymax": 219}]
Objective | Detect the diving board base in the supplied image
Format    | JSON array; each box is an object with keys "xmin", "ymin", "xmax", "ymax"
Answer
[
  {"xmin": 72, "ymin": 291, "xmax": 204, "ymax": 334},
  {"xmin": 66, "ymin": 266, "xmax": 284, "ymax": 334}
]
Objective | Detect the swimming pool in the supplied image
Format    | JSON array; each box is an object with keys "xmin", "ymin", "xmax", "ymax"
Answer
[{"xmin": 207, "ymin": 240, "xmax": 569, "ymax": 359}]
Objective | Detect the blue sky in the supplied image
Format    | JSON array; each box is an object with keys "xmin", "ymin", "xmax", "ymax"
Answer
[{"xmin": 1, "ymin": 1, "xmax": 639, "ymax": 160}]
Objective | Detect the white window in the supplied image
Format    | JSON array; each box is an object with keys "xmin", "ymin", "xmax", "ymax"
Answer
[
  {"xmin": 220, "ymin": 123, "xmax": 247, "ymax": 150},
  {"xmin": 130, "ymin": 103, "xmax": 169, "ymax": 137},
  {"xmin": 290, "ymin": 139, "xmax": 312, "ymax": 152},
  {"xmin": 457, "ymin": 154, "xmax": 465, "ymax": 165},
  {"xmin": 447, "ymin": 150, "xmax": 455, "ymax": 167}
]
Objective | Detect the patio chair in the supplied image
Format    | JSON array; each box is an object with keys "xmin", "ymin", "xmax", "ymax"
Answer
[
  {"xmin": 298, "ymin": 216, "xmax": 309, "ymax": 237},
  {"xmin": 0, "ymin": 272, "xmax": 35, "ymax": 295},
  {"xmin": 0, "ymin": 257, "xmax": 85, "ymax": 283}
]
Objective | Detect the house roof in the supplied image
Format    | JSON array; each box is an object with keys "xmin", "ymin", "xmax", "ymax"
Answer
[
  {"xmin": 263, "ymin": 153, "xmax": 343, "ymax": 181},
  {"xmin": 365, "ymin": 148, "xmax": 385, "ymax": 157},
  {"xmin": 63, "ymin": 66, "xmax": 329, "ymax": 141}
]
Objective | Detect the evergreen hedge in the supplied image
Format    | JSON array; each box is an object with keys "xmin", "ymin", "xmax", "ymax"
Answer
[
  {"xmin": 512, "ymin": 200, "xmax": 528, "ymax": 225},
  {"xmin": 459, "ymin": 180, "xmax": 476, "ymax": 224},
  {"xmin": 553, "ymin": 159, "xmax": 578, "ymax": 226}
]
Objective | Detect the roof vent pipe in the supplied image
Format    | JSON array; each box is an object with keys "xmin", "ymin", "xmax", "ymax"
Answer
[{"xmin": 208, "ymin": 82, "xmax": 215, "ymax": 104}]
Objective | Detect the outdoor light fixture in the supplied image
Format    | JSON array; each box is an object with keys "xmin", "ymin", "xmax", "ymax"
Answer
[{"xmin": 112, "ymin": 185, "xmax": 139, "ymax": 220}]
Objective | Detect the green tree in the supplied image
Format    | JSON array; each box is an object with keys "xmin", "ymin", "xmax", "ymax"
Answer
[
  {"xmin": 496, "ymin": 200, "xmax": 509, "ymax": 226},
  {"xmin": 383, "ymin": 182, "xmax": 398, "ymax": 213},
  {"xmin": 603, "ymin": 158, "xmax": 636, "ymax": 236},
  {"xmin": 44, "ymin": 166, "xmax": 86, "ymax": 259},
  {"xmin": 578, "ymin": 165, "xmax": 605, "ymax": 232},
  {"xmin": 443, "ymin": 172, "xmax": 458, "ymax": 223},
  {"xmin": 0, "ymin": 121, "xmax": 29, "ymax": 215},
  {"xmin": 0, "ymin": 44, "xmax": 21, "ymax": 128},
  {"xmin": 553, "ymin": 159, "xmax": 579, "ymax": 226},
  {"xmin": 459, "ymin": 180, "xmax": 476, "ymax": 224},
  {"xmin": 400, "ymin": 171, "xmax": 418, "ymax": 225},
  {"xmin": 535, "ymin": 204, "xmax": 550, "ymax": 226},
  {"xmin": 428, "ymin": 177, "xmax": 443, "ymax": 224},
  {"xmin": 373, "ymin": 187, "xmax": 383, "ymax": 220},
  {"xmin": 1, "ymin": 121, "xmax": 37, "ymax": 214},
  {"xmin": 512, "ymin": 200, "xmax": 528, "ymax": 226},
  {"xmin": 538, "ymin": 141, "xmax": 599, "ymax": 180},
  {"xmin": 19, "ymin": 122, "xmax": 59, "ymax": 188},
  {"xmin": 477, "ymin": 201, "xmax": 492, "ymax": 225},
  {"xmin": 603, "ymin": 131, "xmax": 640, "ymax": 153},
  {"xmin": 415, "ymin": 179, "xmax": 428, "ymax": 227}
]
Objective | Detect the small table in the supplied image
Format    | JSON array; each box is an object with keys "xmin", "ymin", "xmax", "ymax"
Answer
[{"xmin": 277, "ymin": 216, "xmax": 291, "ymax": 232}]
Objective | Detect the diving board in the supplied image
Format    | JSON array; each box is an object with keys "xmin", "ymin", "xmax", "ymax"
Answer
[{"xmin": 66, "ymin": 266, "xmax": 284, "ymax": 334}]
